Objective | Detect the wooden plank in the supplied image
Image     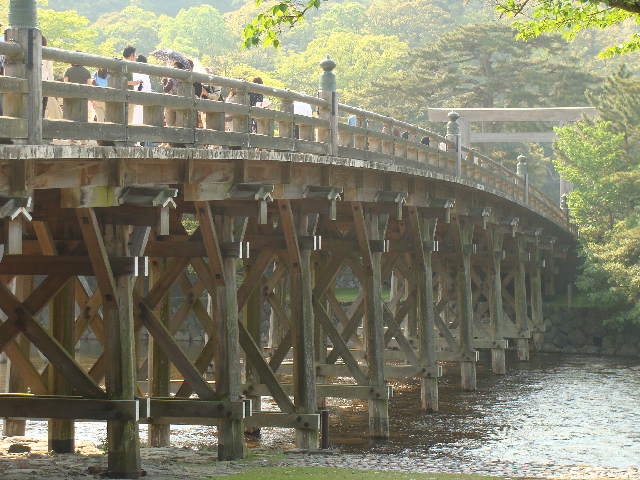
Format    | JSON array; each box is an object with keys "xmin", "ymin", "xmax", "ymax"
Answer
[
  {"xmin": 145, "ymin": 399, "xmax": 243, "ymax": 421},
  {"xmin": 351, "ymin": 203, "xmax": 373, "ymax": 268},
  {"xmin": 194, "ymin": 201, "xmax": 226, "ymax": 285},
  {"xmin": 18, "ymin": 314, "xmax": 105, "ymax": 398},
  {"xmin": 0, "ymin": 395, "xmax": 138, "ymax": 421},
  {"xmin": 32, "ymin": 221, "xmax": 57, "ymax": 255},
  {"xmin": 136, "ymin": 296, "xmax": 216, "ymax": 400},
  {"xmin": 382, "ymin": 301, "xmax": 419, "ymax": 365},
  {"xmin": 48, "ymin": 278, "xmax": 76, "ymax": 452},
  {"xmin": 76, "ymin": 208, "xmax": 117, "ymax": 301},
  {"xmin": 238, "ymin": 322, "xmax": 295, "ymax": 414},
  {"xmin": 0, "ymin": 255, "xmax": 140, "ymax": 276},
  {"xmin": 313, "ymin": 299, "xmax": 367, "ymax": 385},
  {"xmin": 245, "ymin": 413, "xmax": 319, "ymax": 430}
]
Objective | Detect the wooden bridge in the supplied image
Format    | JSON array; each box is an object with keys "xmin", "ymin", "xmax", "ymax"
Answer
[{"xmin": 0, "ymin": 7, "xmax": 574, "ymax": 479}]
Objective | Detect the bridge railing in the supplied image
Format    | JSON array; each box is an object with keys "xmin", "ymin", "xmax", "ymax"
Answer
[{"xmin": 0, "ymin": 39, "xmax": 569, "ymax": 230}]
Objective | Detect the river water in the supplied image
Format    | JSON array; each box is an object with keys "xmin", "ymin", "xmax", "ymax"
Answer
[{"xmin": 2, "ymin": 352, "xmax": 639, "ymax": 477}]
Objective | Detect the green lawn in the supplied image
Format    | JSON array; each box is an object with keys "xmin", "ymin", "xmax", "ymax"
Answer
[
  {"xmin": 209, "ymin": 467, "xmax": 503, "ymax": 480},
  {"xmin": 335, "ymin": 288, "xmax": 392, "ymax": 303}
]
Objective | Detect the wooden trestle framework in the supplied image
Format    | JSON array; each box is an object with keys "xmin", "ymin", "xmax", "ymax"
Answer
[
  {"xmin": 0, "ymin": 149, "xmax": 568, "ymax": 477},
  {"xmin": 0, "ymin": 13, "xmax": 573, "ymax": 477}
]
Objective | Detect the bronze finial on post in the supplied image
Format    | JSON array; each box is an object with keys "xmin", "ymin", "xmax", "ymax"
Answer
[
  {"xmin": 318, "ymin": 56, "xmax": 338, "ymax": 156},
  {"xmin": 446, "ymin": 111, "xmax": 462, "ymax": 177},
  {"xmin": 517, "ymin": 155, "xmax": 529, "ymax": 205},
  {"xmin": 8, "ymin": 0, "xmax": 38, "ymax": 29},
  {"xmin": 5, "ymin": 0, "xmax": 42, "ymax": 151}
]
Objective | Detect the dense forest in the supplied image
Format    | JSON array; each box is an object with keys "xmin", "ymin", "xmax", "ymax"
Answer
[{"xmin": 1, "ymin": 0, "xmax": 638, "ymax": 325}]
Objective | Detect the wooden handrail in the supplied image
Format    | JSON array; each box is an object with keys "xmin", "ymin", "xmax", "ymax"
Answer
[{"xmin": 0, "ymin": 42, "xmax": 569, "ymax": 231}]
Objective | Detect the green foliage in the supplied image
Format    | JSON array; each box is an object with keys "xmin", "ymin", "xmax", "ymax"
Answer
[
  {"xmin": 95, "ymin": 6, "xmax": 160, "ymax": 55},
  {"xmin": 157, "ymin": 5, "xmax": 234, "ymax": 59},
  {"xmin": 275, "ymin": 32, "xmax": 409, "ymax": 103},
  {"xmin": 242, "ymin": 0, "xmax": 325, "ymax": 48},
  {"xmin": 495, "ymin": 0, "xmax": 640, "ymax": 57},
  {"xmin": 554, "ymin": 67, "xmax": 640, "ymax": 324},
  {"xmin": 39, "ymin": 8, "xmax": 112, "ymax": 55}
]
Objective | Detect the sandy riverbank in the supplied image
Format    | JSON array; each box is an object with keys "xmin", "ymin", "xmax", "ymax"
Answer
[{"xmin": 2, "ymin": 436, "xmax": 640, "ymax": 480}]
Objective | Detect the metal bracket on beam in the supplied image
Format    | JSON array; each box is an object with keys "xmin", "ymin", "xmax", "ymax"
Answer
[
  {"xmin": 118, "ymin": 187, "xmax": 178, "ymax": 208},
  {"xmin": 118, "ymin": 187, "xmax": 178, "ymax": 235},
  {"xmin": 375, "ymin": 191, "xmax": 408, "ymax": 220},
  {"xmin": 369, "ymin": 239, "xmax": 390, "ymax": 253},
  {"xmin": 229, "ymin": 183, "xmax": 275, "ymax": 225},
  {"xmin": 304, "ymin": 185, "xmax": 343, "ymax": 221},
  {"xmin": 0, "ymin": 196, "xmax": 32, "ymax": 256},
  {"xmin": 300, "ymin": 235, "xmax": 322, "ymax": 251},
  {"xmin": 500, "ymin": 216, "xmax": 519, "ymax": 237},
  {"xmin": 222, "ymin": 241, "xmax": 250, "ymax": 259},
  {"xmin": 468, "ymin": 206, "xmax": 493, "ymax": 229},
  {"xmin": 428, "ymin": 198, "xmax": 455, "ymax": 223},
  {"xmin": 0, "ymin": 196, "xmax": 32, "ymax": 221}
]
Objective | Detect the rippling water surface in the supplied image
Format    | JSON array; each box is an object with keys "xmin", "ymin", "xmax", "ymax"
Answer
[
  {"xmin": 2, "ymin": 350, "xmax": 639, "ymax": 474},
  {"xmin": 330, "ymin": 354, "xmax": 640, "ymax": 471}
]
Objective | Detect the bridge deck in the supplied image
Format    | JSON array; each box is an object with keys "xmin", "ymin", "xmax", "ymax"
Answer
[{"xmin": 0, "ymin": 29, "xmax": 573, "ymax": 478}]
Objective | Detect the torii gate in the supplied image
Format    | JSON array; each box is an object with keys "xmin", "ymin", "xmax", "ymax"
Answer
[{"xmin": 429, "ymin": 107, "xmax": 597, "ymax": 197}]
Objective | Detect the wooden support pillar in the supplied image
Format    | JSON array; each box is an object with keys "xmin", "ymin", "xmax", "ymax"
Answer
[
  {"xmin": 4, "ymin": 275, "xmax": 32, "ymax": 436},
  {"xmin": 147, "ymin": 258, "xmax": 170, "ymax": 447},
  {"xmin": 244, "ymin": 286, "xmax": 262, "ymax": 436},
  {"xmin": 488, "ymin": 229, "xmax": 506, "ymax": 375},
  {"xmin": 314, "ymin": 256, "xmax": 330, "ymax": 410},
  {"xmin": 77, "ymin": 209, "xmax": 140, "ymax": 478},
  {"xmin": 278, "ymin": 201, "xmax": 319, "ymax": 450},
  {"xmin": 515, "ymin": 235, "xmax": 530, "ymax": 361},
  {"xmin": 353, "ymin": 204, "xmax": 389, "ymax": 440},
  {"xmin": 409, "ymin": 208, "xmax": 439, "ymax": 412},
  {"xmin": 214, "ymin": 216, "xmax": 245, "ymax": 460},
  {"xmin": 48, "ymin": 278, "xmax": 75, "ymax": 453},
  {"xmin": 530, "ymin": 246, "xmax": 544, "ymax": 351},
  {"xmin": 457, "ymin": 221, "xmax": 476, "ymax": 391}
]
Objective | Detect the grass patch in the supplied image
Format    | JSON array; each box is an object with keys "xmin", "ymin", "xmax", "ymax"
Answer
[
  {"xmin": 335, "ymin": 288, "xmax": 391, "ymax": 303},
  {"xmin": 209, "ymin": 467, "xmax": 502, "ymax": 480}
]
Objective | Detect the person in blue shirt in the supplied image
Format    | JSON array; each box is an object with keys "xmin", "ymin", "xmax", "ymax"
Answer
[{"xmin": 92, "ymin": 68, "xmax": 109, "ymax": 122}]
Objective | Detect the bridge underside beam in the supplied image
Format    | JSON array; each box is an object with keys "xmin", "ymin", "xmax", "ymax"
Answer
[{"xmin": 0, "ymin": 148, "xmax": 567, "ymax": 474}]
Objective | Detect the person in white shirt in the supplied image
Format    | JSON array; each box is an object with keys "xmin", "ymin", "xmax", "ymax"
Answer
[
  {"xmin": 293, "ymin": 101, "xmax": 313, "ymax": 139},
  {"xmin": 131, "ymin": 54, "xmax": 152, "ymax": 125}
]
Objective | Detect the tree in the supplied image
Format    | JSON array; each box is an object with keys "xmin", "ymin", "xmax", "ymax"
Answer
[
  {"xmin": 274, "ymin": 32, "xmax": 409, "ymax": 104},
  {"xmin": 38, "ymin": 8, "xmax": 108, "ymax": 54},
  {"xmin": 367, "ymin": 23, "xmax": 597, "ymax": 125},
  {"xmin": 94, "ymin": 6, "xmax": 161, "ymax": 55},
  {"xmin": 365, "ymin": 0, "xmax": 491, "ymax": 47},
  {"xmin": 495, "ymin": 0, "xmax": 640, "ymax": 57},
  {"xmin": 157, "ymin": 5, "xmax": 235, "ymax": 59},
  {"xmin": 553, "ymin": 68, "xmax": 640, "ymax": 324}
]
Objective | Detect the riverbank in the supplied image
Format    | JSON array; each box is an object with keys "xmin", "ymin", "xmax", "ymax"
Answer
[{"xmin": 2, "ymin": 436, "xmax": 639, "ymax": 480}]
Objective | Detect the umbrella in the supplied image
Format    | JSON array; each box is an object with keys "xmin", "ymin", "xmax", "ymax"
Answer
[{"xmin": 149, "ymin": 48, "xmax": 191, "ymax": 69}]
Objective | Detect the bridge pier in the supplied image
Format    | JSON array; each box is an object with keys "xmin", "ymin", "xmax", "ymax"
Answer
[
  {"xmin": 409, "ymin": 208, "xmax": 439, "ymax": 412},
  {"xmin": 76, "ymin": 211, "xmax": 142, "ymax": 478},
  {"xmin": 457, "ymin": 221, "xmax": 477, "ymax": 392},
  {"xmin": 147, "ymin": 258, "xmax": 171, "ymax": 448},
  {"xmin": 514, "ymin": 235, "xmax": 530, "ymax": 361},
  {"xmin": 48, "ymin": 278, "xmax": 76, "ymax": 453},
  {"xmin": 360, "ymin": 209, "xmax": 390, "ymax": 440},
  {"xmin": 489, "ymin": 229, "xmax": 507, "ymax": 375}
]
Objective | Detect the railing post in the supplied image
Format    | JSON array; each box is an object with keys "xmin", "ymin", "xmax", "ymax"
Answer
[
  {"xmin": 105, "ymin": 60, "xmax": 128, "ymax": 145},
  {"xmin": 560, "ymin": 193, "xmax": 570, "ymax": 219},
  {"xmin": 517, "ymin": 154, "xmax": 529, "ymax": 205},
  {"xmin": 5, "ymin": 0, "xmax": 42, "ymax": 147},
  {"xmin": 446, "ymin": 111, "xmax": 461, "ymax": 178},
  {"xmin": 318, "ymin": 56, "xmax": 338, "ymax": 156}
]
